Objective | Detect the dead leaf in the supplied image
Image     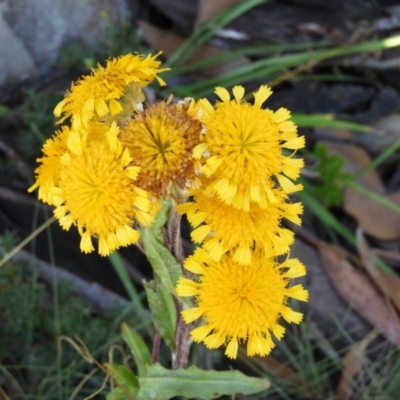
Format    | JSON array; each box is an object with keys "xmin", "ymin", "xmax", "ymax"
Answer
[
  {"xmin": 318, "ymin": 127, "xmax": 400, "ymax": 240},
  {"xmin": 290, "ymin": 239, "xmax": 371, "ymax": 340},
  {"xmin": 336, "ymin": 330, "xmax": 378, "ymax": 400},
  {"xmin": 318, "ymin": 242, "xmax": 400, "ymax": 346},
  {"xmin": 138, "ymin": 21, "xmax": 250, "ymax": 77},
  {"xmin": 356, "ymin": 227, "xmax": 400, "ymax": 314},
  {"xmin": 195, "ymin": 0, "xmax": 240, "ymax": 28}
]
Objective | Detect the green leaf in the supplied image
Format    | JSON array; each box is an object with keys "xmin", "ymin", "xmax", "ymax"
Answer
[
  {"xmin": 140, "ymin": 228, "xmax": 182, "ymax": 294},
  {"xmin": 299, "ymin": 185, "xmax": 355, "ymax": 246},
  {"xmin": 121, "ymin": 323, "xmax": 151, "ymax": 377},
  {"xmin": 106, "ymin": 387, "xmax": 130, "ymax": 400},
  {"xmin": 0, "ymin": 104, "xmax": 10, "ymax": 116},
  {"xmin": 108, "ymin": 251, "xmax": 150, "ymax": 335},
  {"xmin": 105, "ymin": 363, "xmax": 139, "ymax": 398},
  {"xmin": 147, "ymin": 197, "xmax": 173, "ymax": 245},
  {"xmin": 309, "ymin": 144, "xmax": 351, "ymax": 207},
  {"xmin": 144, "ymin": 281, "xmax": 177, "ymax": 352},
  {"xmin": 292, "ymin": 113, "xmax": 371, "ymax": 133},
  {"xmin": 166, "ymin": 0, "xmax": 268, "ymax": 68},
  {"xmin": 150, "ymin": 197, "xmax": 172, "ymax": 238},
  {"xmin": 138, "ymin": 363, "xmax": 271, "ymax": 400}
]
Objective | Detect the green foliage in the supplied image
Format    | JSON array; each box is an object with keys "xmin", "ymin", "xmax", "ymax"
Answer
[
  {"xmin": 309, "ymin": 143, "xmax": 351, "ymax": 208},
  {"xmin": 105, "ymin": 363, "xmax": 139, "ymax": 397},
  {"xmin": 121, "ymin": 323, "xmax": 151, "ymax": 377},
  {"xmin": 247, "ymin": 322, "xmax": 400, "ymax": 400},
  {"xmin": 105, "ymin": 362, "xmax": 271, "ymax": 400},
  {"xmin": 137, "ymin": 363, "xmax": 270, "ymax": 400},
  {"xmin": 292, "ymin": 113, "xmax": 370, "ymax": 133},
  {"xmin": 0, "ymin": 234, "xmax": 138, "ymax": 399},
  {"xmin": 58, "ymin": 17, "xmax": 145, "ymax": 72},
  {"xmin": 144, "ymin": 281, "xmax": 176, "ymax": 352},
  {"xmin": 140, "ymin": 228, "xmax": 182, "ymax": 295},
  {"xmin": 1, "ymin": 89, "xmax": 61, "ymax": 157}
]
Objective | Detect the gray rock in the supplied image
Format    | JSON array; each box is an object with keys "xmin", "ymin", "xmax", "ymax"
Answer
[
  {"xmin": 0, "ymin": 0, "xmax": 131, "ymax": 86},
  {"xmin": 0, "ymin": 3, "xmax": 38, "ymax": 87}
]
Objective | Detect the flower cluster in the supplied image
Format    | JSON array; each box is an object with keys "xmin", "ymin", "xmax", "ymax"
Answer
[
  {"xmin": 29, "ymin": 52, "xmax": 202, "ymax": 255},
  {"xmin": 176, "ymin": 86, "xmax": 308, "ymax": 358},
  {"xmin": 30, "ymin": 52, "xmax": 308, "ymax": 359}
]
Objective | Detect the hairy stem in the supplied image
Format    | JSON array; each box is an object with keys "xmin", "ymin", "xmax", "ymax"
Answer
[
  {"xmin": 172, "ymin": 298, "xmax": 192, "ymax": 369},
  {"xmin": 151, "ymin": 330, "xmax": 161, "ymax": 363}
]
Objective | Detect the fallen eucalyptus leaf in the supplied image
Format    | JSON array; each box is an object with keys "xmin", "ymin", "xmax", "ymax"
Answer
[{"xmin": 318, "ymin": 243, "xmax": 400, "ymax": 346}]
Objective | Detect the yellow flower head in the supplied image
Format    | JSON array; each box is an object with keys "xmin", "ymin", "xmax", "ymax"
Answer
[
  {"xmin": 54, "ymin": 52, "xmax": 169, "ymax": 129},
  {"xmin": 28, "ymin": 120, "xmax": 117, "ymax": 205},
  {"xmin": 194, "ymin": 85, "xmax": 305, "ymax": 211},
  {"xmin": 178, "ymin": 184, "xmax": 303, "ymax": 265},
  {"xmin": 28, "ymin": 126, "xmax": 70, "ymax": 205},
  {"xmin": 119, "ymin": 99, "xmax": 203, "ymax": 198},
  {"xmin": 176, "ymin": 249, "xmax": 308, "ymax": 359},
  {"xmin": 52, "ymin": 124, "xmax": 156, "ymax": 256}
]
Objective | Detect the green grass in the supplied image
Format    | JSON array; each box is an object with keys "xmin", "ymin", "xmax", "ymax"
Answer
[{"xmin": 0, "ymin": 232, "xmax": 148, "ymax": 400}]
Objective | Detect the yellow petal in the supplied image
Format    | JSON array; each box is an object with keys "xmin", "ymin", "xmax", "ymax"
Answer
[
  {"xmin": 94, "ymin": 98, "xmax": 109, "ymax": 117},
  {"xmin": 193, "ymin": 143, "xmax": 208, "ymax": 159},
  {"xmin": 191, "ymin": 325, "xmax": 213, "ymax": 342},
  {"xmin": 282, "ymin": 136, "xmax": 305, "ymax": 150},
  {"xmin": 181, "ymin": 307, "xmax": 203, "ymax": 323},
  {"xmin": 286, "ymin": 284, "xmax": 309, "ymax": 301},
  {"xmin": 67, "ymin": 130, "xmax": 83, "ymax": 156},
  {"xmin": 125, "ymin": 166, "xmax": 141, "ymax": 180},
  {"xmin": 54, "ymin": 99, "xmax": 67, "ymax": 117},
  {"xmin": 203, "ymin": 239, "xmax": 224, "ymax": 261},
  {"xmin": 253, "ymin": 85, "xmax": 272, "ymax": 107},
  {"xmin": 203, "ymin": 333, "xmax": 225, "ymax": 349},
  {"xmin": 184, "ymin": 257, "xmax": 205, "ymax": 274},
  {"xmin": 175, "ymin": 277, "xmax": 200, "ymax": 296},
  {"xmin": 98, "ymin": 236, "xmax": 110, "ymax": 256},
  {"xmin": 215, "ymin": 87, "xmax": 230, "ymax": 103},
  {"xmin": 203, "ymin": 156, "xmax": 222, "ymax": 176},
  {"xmin": 271, "ymin": 323, "xmax": 285, "ymax": 340},
  {"xmin": 281, "ymin": 259, "xmax": 306, "ymax": 278},
  {"xmin": 191, "ymin": 225, "xmax": 211, "ymax": 243},
  {"xmin": 273, "ymin": 107, "xmax": 291, "ymax": 123},
  {"xmin": 225, "ymin": 337, "xmax": 239, "ymax": 359},
  {"xmin": 277, "ymin": 175, "xmax": 303, "ymax": 193},
  {"xmin": 233, "ymin": 246, "xmax": 251, "ymax": 265},
  {"xmin": 80, "ymin": 231, "xmax": 94, "ymax": 253},
  {"xmin": 109, "ymin": 98, "xmax": 123, "ymax": 115},
  {"xmin": 232, "ymin": 86, "xmax": 245, "ymax": 103},
  {"xmin": 281, "ymin": 307, "xmax": 303, "ymax": 324},
  {"xmin": 197, "ymin": 98, "xmax": 214, "ymax": 116}
]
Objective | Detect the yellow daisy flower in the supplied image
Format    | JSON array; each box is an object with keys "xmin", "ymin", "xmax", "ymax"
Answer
[
  {"xmin": 54, "ymin": 52, "xmax": 169, "ymax": 129},
  {"xmin": 28, "ymin": 120, "xmax": 116, "ymax": 205},
  {"xmin": 28, "ymin": 125, "xmax": 70, "ymax": 205},
  {"xmin": 177, "ymin": 184, "xmax": 303, "ymax": 265},
  {"xmin": 176, "ymin": 249, "xmax": 309, "ymax": 359},
  {"xmin": 52, "ymin": 124, "xmax": 155, "ymax": 256},
  {"xmin": 119, "ymin": 99, "xmax": 203, "ymax": 198},
  {"xmin": 194, "ymin": 85, "xmax": 305, "ymax": 211}
]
